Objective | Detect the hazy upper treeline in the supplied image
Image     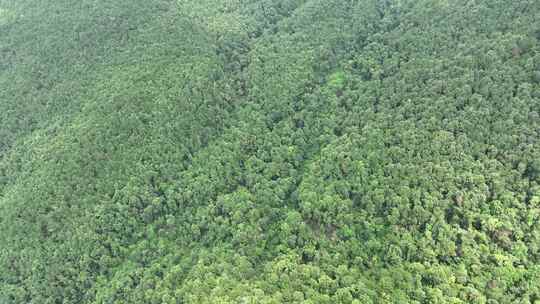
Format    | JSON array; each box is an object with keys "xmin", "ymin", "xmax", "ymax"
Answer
[{"xmin": 1, "ymin": 0, "xmax": 540, "ymax": 303}]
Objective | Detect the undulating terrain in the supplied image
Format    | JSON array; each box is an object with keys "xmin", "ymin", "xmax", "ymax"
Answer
[{"xmin": 1, "ymin": 0, "xmax": 540, "ymax": 303}]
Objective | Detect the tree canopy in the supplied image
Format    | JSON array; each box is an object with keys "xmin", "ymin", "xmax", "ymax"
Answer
[{"xmin": 1, "ymin": 0, "xmax": 539, "ymax": 303}]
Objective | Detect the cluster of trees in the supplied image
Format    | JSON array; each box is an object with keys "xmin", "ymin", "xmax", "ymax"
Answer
[{"xmin": 0, "ymin": 0, "xmax": 539, "ymax": 303}]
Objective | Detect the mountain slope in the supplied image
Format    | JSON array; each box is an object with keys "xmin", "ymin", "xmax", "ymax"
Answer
[{"xmin": 1, "ymin": 0, "xmax": 540, "ymax": 303}]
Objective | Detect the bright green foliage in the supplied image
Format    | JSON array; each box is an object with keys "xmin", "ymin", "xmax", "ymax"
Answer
[
  {"xmin": 1, "ymin": 0, "xmax": 540, "ymax": 303},
  {"xmin": 328, "ymin": 71, "xmax": 346, "ymax": 92}
]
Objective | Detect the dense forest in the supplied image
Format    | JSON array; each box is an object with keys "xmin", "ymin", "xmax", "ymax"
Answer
[{"xmin": 1, "ymin": 0, "xmax": 540, "ymax": 303}]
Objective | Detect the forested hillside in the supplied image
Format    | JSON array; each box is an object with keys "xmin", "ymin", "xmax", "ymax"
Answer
[{"xmin": 1, "ymin": 0, "xmax": 540, "ymax": 303}]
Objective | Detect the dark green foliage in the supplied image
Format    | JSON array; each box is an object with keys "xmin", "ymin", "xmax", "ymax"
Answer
[
  {"xmin": 1, "ymin": 0, "xmax": 540, "ymax": 303},
  {"xmin": 533, "ymin": 71, "xmax": 540, "ymax": 84}
]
